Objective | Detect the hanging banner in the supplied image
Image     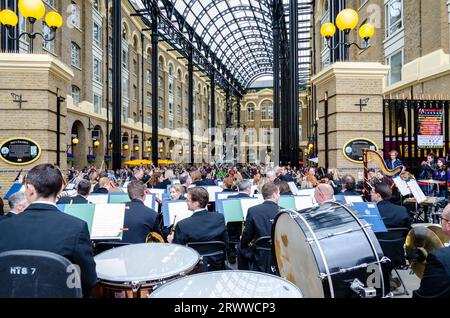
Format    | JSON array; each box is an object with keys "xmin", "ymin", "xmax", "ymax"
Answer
[{"xmin": 418, "ymin": 108, "xmax": 443, "ymax": 148}]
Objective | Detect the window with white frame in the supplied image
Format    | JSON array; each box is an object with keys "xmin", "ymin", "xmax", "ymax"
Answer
[
  {"xmin": 42, "ymin": 25, "xmax": 55, "ymax": 53},
  {"xmin": 158, "ymin": 97, "xmax": 164, "ymax": 113},
  {"xmin": 93, "ymin": 0, "xmax": 100, "ymax": 12},
  {"xmin": 93, "ymin": 22, "xmax": 101, "ymax": 47},
  {"xmin": 158, "ymin": 115, "xmax": 164, "ymax": 128},
  {"xmin": 71, "ymin": 86, "xmax": 80, "ymax": 106},
  {"xmin": 122, "ymin": 100, "xmax": 129, "ymax": 122},
  {"xmin": 147, "ymin": 92, "xmax": 152, "ymax": 107},
  {"xmin": 122, "ymin": 77, "xmax": 129, "ymax": 97},
  {"xmin": 386, "ymin": 50, "xmax": 403, "ymax": 86},
  {"xmin": 70, "ymin": 2, "xmax": 81, "ymax": 29},
  {"xmin": 108, "ymin": 68, "xmax": 113, "ymax": 88},
  {"xmin": 71, "ymin": 42, "xmax": 80, "ymax": 67},
  {"xmin": 158, "ymin": 76, "xmax": 163, "ymax": 89},
  {"xmin": 93, "ymin": 58, "xmax": 101, "ymax": 82},
  {"xmin": 122, "ymin": 49, "xmax": 128, "ymax": 69},
  {"xmin": 261, "ymin": 101, "xmax": 273, "ymax": 120},
  {"xmin": 385, "ymin": 0, "xmax": 403, "ymax": 38},
  {"xmin": 146, "ymin": 69, "xmax": 151, "ymax": 84},
  {"xmin": 43, "ymin": 0, "xmax": 56, "ymax": 7},
  {"xmin": 93, "ymin": 94, "xmax": 102, "ymax": 114},
  {"xmin": 146, "ymin": 112, "xmax": 151, "ymax": 126},
  {"xmin": 247, "ymin": 103, "xmax": 255, "ymax": 121}
]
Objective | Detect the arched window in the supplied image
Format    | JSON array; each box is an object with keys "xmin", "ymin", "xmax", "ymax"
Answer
[
  {"xmin": 71, "ymin": 42, "xmax": 80, "ymax": 67},
  {"xmin": 71, "ymin": 85, "xmax": 81, "ymax": 106},
  {"xmin": 247, "ymin": 103, "xmax": 255, "ymax": 121},
  {"xmin": 261, "ymin": 100, "xmax": 273, "ymax": 120},
  {"xmin": 70, "ymin": 2, "xmax": 80, "ymax": 29}
]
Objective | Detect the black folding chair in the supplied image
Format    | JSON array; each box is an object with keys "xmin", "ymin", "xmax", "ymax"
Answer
[
  {"xmin": 377, "ymin": 227, "xmax": 410, "ymax": 296},
  {"xmin": 251, "ymin": 236, "xmax": 277, "ymax": 274},
  {"xmin": 186, "ymin": 241, "xmax": 228, "ymax": 272},
  {"xmin": 0, "ymin": 250, "xmax": 82, "ymax": 298}
]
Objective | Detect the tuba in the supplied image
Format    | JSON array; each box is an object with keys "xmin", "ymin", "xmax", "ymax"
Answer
[
  {"xmin": 362, "ymin": 149, "xmax": 405, "ymax": 200},
  {"xmin": 405, "ymin": 224, "xmax": 450, "ymax": 278}
]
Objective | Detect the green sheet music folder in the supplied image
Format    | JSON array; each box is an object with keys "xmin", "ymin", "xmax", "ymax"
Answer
[
  {"xmin": 278, "ymin": 196, "xmax": 296, "ymax": 210},
  {"xmin": 63, "ymin": 204, "xmax": 95, "ymax": 234},
  {"xmin": 222, "ymin": 199, "xmax": 244, "ymax": 224}
]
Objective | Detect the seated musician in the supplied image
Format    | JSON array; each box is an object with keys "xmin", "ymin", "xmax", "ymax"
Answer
[
  {"xmin": 57, "ymin": 179, "xmax": 91, "ymax": 205},
  {"xmin": 92, "ymin": 177, "xmax": 110, "ymax": 194},
  {"xmin": 314, "ymin": 184, "xmax": 335, "ymax": 205},
  {"xmin": 238, "ymin": 183, "xmax": 280, "ymax": 273},
  {"xmin": 413, "ymin": 205, "xmax": 450, "ymax": 298},
  {"xmin": 340, "ymin": 175, "xmax": 360, "ymax": 196},
  {"xmin": 168, "ymin": 187, "xmax": 229, "ymax": 270},
  {"xmin": 227, "ymin": 180, "xmax": 253, "ymax": 264},
  {"xmin": 1, "ymin": 191, "xmax": 29, "ymax": 219},
  {"xmin": 169, "ymin": 184, "xmax": 186, "ymax": 201},
  {"xmin": 120, "ymin": 181, "xmax": 161, "ymax": 244},
  {"xmin": 385, "ymin": 150, "xmax": 404, "ymax": 176},
  {"xmin": 0, "ymin": 164, "xmax": 97, "ymax": 297}
]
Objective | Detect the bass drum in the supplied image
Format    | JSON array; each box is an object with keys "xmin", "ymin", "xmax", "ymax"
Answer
[{"xmin": 273, "ymin": 202, "xmax": 390, "ymax": 298}]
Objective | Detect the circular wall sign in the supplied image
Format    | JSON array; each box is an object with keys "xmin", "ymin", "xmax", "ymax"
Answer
[
  {"xmin": 342, "ymin": 138, "xmax": 378, "ymax": 164},
  {"xmin": 0, "ymin": 137, "xmax": 42, "ymax": 166}
]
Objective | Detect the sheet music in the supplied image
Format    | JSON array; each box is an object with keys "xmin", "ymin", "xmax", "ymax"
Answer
[
  {"xmin": 240, "ymin": 198, "xmax": 264, "ymax": 219},
  {"xmin": 297, "ymin": 188, "xmax": 316, "ymax": 204},
  {"xmin": 393, "ymin": 177, "xmax": 411, "ymax": 196},
  {"xmin": 203, "ymin": 186, "xmax": 223, "ymax": 202},
  {"xmin": 167, "ymin": 201, "xmax": 192, "ymax": 226},
  {"xmin": 149, "ymin": 188, "xmax": 166, "ymax": 200},
  {"xmin": 294, "ymin": 195, "xmax": 315, "ymax": 210},
  {"xmin": 407, "ymin": 179, "xmax": 427, "ymax": 204},
  {"xmin": 288, "ymin": 182, "xmax": 299, "ymax": 195},
  {"xmin": 344, "ymin": 196, "xmax": 364, "ymax": 204},
  {"xmin": 87, "ymin": 194, "xmax": 109, "ymax": 204},
  {"xmin": 216, "ymin": 192, "xmax": 238, "ymax": 200},
  {"xmin": 91, "ymin": 204, "xmax": 126, "ymax": 240},
  {"xmin": 250, "ymin": 185, "xmax": 258, "ymax": 196},
  {"xmin": 65, "ymin": 183, "xmax": 76, "ymax": 190},
  {"xmin": 143, "ymin": 194, "xmax": 154, "ymax": 209}
]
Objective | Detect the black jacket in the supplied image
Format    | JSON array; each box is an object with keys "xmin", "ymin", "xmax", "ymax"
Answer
[
  {"xmin": 0, "ymin": 212, "xmax": 16, "ymax": 222},
  {"xmin": 173, "ymin": 210, "xmax": 229, "ymax": 270},
  {"xmin": 240, "ymin": 201, "xmax": 279, "ymax": 273},
  {"xmin": 413, "ymin": 246, "xmax": 450, "ymax": 298},
  {"xmin": 342, "ymin": 189, "xmax": 361, "ymax": 196},
  {"xmin": 92, "ymin": 187, "xmax": 108, "ymax": 194},
  {"xmin": 57, "ymin": 195, "xmax": 89, "ymax": 205},
  {"xmin": 376, "ymin": 200, "xmax": 412, "ymax": 229},
  {"xmin": 227, "ymin": 193, "xmax": 251, "ymax": 199},
  {"xmin": 0, "ymin": 203, "xmax": 97, "ymax": 296},
  {"xmin": 121, "ymin": 199, "xmax": 160, "ymax": 244}
]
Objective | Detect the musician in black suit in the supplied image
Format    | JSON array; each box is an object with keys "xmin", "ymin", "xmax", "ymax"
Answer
[
  {"xmin": 341, "ymin": 175, "xmax": 361, "ymax": 196},
  {"xmin": 168, "ymin": 187, "xmax": 229, "ymax": 271},
  {"xmin": 238, "ymin": 182, "xmax": 280, "ymax": 273},
  {"xmin": 371, "ymin": 183, "xmax": 412, "ymax": 229},
  {"xmin": 227, "ymin": 180, "xmax": 252, "ymax": 264},
  {"xmin": 120, "ymin": 181, "xmax": 160, "ymax": 244},
  {"xmin": 56, "ymin": 179, "xmax": 91, "ymax": 205},
  {"xmin": 92, "ymin": 177, "xmax": 109, "ymax": 194},
  {"xmin": 413, "ymin": 206, "xmax": 450, "ymax": 298},
  {"xmin": 0, "ymin": 164, "xmax": 97, "ymax": 297},
  {"xmin": 6, "ymin": 191, "xmax": 29, "ymax": 217}
]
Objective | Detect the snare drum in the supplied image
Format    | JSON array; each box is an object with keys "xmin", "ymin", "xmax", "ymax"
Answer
[
  {"xmin": 149, "ymin": 270, "xmax": 303, "ymax": 298},
  {"xmin": 273, "ymin": 202, "xmax": 390, "ymax": 298},
  {"xmin": 95, "ymin": 243, "xmax": 200, "ymax": 298}
]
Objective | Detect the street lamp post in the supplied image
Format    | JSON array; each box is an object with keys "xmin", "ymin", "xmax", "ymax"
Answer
[
  {"xmin": 321, "ymin": 8, "xmax": 375, "ymax": 56},
  {"xmin": 0, "ymin": 0, "xmax": 63, "ymax": 54}
]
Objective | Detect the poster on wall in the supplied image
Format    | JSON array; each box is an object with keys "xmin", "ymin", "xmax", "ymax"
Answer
[
  {"xmin": 0, "ymin": 138, "xmax": 41, "ymax": 166},
  {"xmin": 418, "ymin": 108, "xmax": 443, "ymax": 148}
]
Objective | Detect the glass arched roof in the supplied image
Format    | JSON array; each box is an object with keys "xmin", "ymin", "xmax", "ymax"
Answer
[{"xmin": 130, "ymin": 0, "xmax": 312, "ymax": 89}]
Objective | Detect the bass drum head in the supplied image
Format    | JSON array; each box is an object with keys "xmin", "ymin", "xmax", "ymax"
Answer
[{"xmin": 274, "ymin": 211, "xmax": 324, "ymax": 298}]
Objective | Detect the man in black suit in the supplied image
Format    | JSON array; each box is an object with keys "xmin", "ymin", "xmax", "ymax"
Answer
[
  {"xmin": 280, "ymin": 167, "xmax": 295, "ymax": 183},
  {"xmin": 0, "ymin": 164, "xmax": 97, "ymax": 297},
  {"xmin": 227, "ymin": 180, "xmax": 252, "ymax": 264},
  {"xmin": 238, "ymin": 182, "xmax": 280, "ymax": 273},
  {"xmin": 57, "ymin": 179, "xmax": 91, "ymax": 205},
  {"xmin": 130, "ymin": 169, "xmax": 144, "ymax": 182},
  {"xmin": 413, "ymin": 205, "xmax": 450, "ymax": 298},
  {"xmin": 168, "ymin": 187, "xmax": 229, "ymax": 271},
  {"xmin": 1, "ymin": 191, "xmax": 29, "ymax": 221},
  {"xmin": 371, "ymin": 183, "xmax": 412, "ymax": 229},
  {"xmin": 372, "ymin": 183, "xmax": 412, "ymax": 290},
  {"xmin": 121, "ymin": 181, "xmax": 160, "ymax": 244}
]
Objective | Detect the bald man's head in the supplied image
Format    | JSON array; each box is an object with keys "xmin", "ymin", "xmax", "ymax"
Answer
[
  {"xmin": 442, "ymin": 205, "xmax": 450, "ymax": 236},
  {"xmin": 314, "ymin": 184, "xmax": 334, "ymax": 205}
]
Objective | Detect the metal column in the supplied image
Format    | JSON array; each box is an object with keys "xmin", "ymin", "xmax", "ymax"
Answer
[
  {"xmin": 112, "ymin": 0, "xmax": 122, "ymax": 171},
  {"xmin": 151, "ymin": 15, "xmax": 159, "ymax": 167},
  {"xmin": 188, "ymin": 49, "xmax": 194, "ymax": 164},
  {"xmin": 289, "ymin": 0, "xmax": 299, "ymax": 167},
  {"xmin": 272, "ymin": 0, "xmax": 281, "ymax": 133}
]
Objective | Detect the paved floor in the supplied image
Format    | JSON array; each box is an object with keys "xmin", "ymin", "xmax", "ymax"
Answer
[{"xmin": 392, "ymin": 269, "xmax": 421, "ymax": 298}]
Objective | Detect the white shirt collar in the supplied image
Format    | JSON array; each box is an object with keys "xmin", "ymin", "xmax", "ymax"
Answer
[
  {"xmin": 31, "ymin": 201, "xmax": 57, "ymax": 208},
  {"xmin": 194, "ymin": 208, "xmax": 206, "ymax": 213}
]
